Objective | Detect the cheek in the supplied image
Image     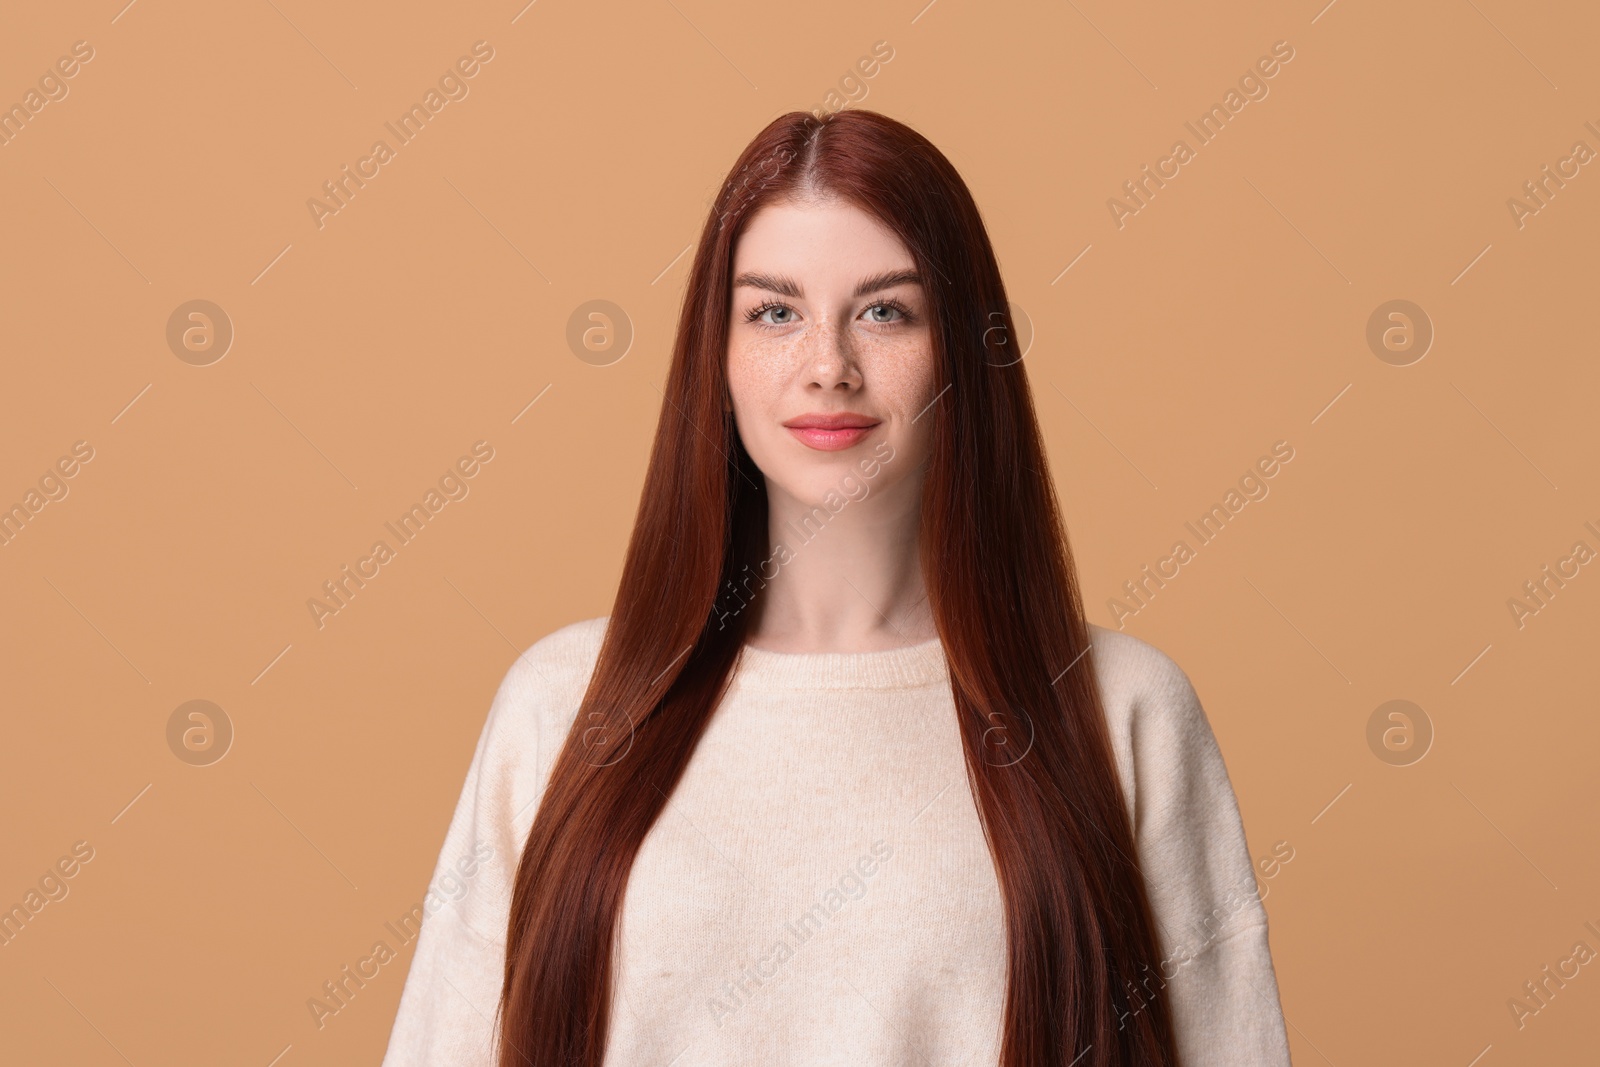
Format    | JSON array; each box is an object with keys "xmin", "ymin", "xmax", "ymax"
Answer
[
  {"xmin": 868, "ymin": 334, "xmax": 938, "ymax": 412},
  {"xmin": 726, "ymin": 345, "xmax": 770, "ymax": 412},
  {"xmin": 726, "ymin": 344, "xmax": 788, "ymax": 448},
  {"xmin": 727, "ymin": 332, "xmax": 812, "ymax": 409},
  {"xmin": 877, "ymin": 340, "xmax": 938, "ymax": 459}
]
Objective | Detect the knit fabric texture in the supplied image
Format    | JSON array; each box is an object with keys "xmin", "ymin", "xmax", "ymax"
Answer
[{"xmin": 380, "ymin": 616, "xmax": 1293, "ymax": 1065}]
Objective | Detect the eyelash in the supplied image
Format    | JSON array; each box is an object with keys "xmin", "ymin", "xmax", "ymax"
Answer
[{"xmin": 742, "ymin": 297, "xmax": 916, "ymax": 330}]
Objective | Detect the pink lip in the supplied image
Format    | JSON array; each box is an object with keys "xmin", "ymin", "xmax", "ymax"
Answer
[
  {"xmin": 783, "ymin": 412, "xmax": 880, "ymax": 429},
  {"xmin": 782, "ymin": 412, "xmax": 881, "ymax": 451},
  {"xmin": 787, "ymin": 425, "xmax": 876, "ymax": 451}
]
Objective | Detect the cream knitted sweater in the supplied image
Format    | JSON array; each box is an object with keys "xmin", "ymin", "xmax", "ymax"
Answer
[{"xmin": 380, "ymin": 616, "xmax": 1293, "ymax": 1065}]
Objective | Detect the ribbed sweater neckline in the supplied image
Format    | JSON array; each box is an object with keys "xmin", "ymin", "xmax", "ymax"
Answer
[{"xmin": 732, "ymin": 635, "xmax": 948, "ymax": 691}]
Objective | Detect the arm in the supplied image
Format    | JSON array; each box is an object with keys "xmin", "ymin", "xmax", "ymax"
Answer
[
  {"xmin": 1126, "ymin": 655, "xmax": 1294, "ymax": 1066},
  {"xmin": 379, "ymin": 640, "xmax": 570, "ymax": 1066}
]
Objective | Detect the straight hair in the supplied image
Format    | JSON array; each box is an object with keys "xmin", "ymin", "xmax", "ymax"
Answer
[{"xmin": 497, "ymin": 108, "xmax": 1180, "ymax": 1067}]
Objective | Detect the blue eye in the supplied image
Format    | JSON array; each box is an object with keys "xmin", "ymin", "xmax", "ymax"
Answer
[
  {"xmin": 744, "ymin": 302, "xmax": 794, "ymax": 327},
  {"xmin": 740, "ymin": 298, "xmax": 917, "ymax": 329}
]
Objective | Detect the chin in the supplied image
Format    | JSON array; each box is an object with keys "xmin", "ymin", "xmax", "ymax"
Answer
[{"xmin": 750, "ymin": 433, "xmax": 912, "ymax": 504}]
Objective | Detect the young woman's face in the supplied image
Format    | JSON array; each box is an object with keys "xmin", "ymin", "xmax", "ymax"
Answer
[{"xmin": 726, "ymin": 197, "xmax": 938, "ymax": 509}]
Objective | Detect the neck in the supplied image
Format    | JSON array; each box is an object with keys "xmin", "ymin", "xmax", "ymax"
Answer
[{"xmin": 742, "ymin": 471, "xmax": 934, "ymax": 653}]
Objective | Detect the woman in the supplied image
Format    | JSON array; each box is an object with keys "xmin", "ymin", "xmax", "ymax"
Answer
[{"xmin": 382, "ymin": 109, "xmax": 1292, "ymax": 1066}]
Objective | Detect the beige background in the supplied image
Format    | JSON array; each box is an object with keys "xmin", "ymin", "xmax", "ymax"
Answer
[{"xmin": 3, "ymin": 0, "xmax": 1597, "ymax": 1063}]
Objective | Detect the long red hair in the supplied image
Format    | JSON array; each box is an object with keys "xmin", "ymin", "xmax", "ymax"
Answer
[{"xmin": 497, "ymin": 108, "xmax": 1179, "ymax": 1067}]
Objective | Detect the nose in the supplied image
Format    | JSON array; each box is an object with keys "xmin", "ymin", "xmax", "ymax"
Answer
[{"xmin": 801, "ymin": 318, "xmax": 863, "ymax": 391}]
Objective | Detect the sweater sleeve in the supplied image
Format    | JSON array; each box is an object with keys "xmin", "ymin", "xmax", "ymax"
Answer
[
  {"xmin": 1124, "ymin": 654, "xmax": 1294, "ymax": 1067},
  {"xmin": 379, "ymin": 638, "xmax": 575, "ymax": 1066}
]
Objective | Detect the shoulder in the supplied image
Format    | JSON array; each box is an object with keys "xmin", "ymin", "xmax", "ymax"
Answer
[
  {"xmin": 1086, "ymin": 627, "xmax": 1277, "ymax": 1006},
  {"xmin": 482, "ymin": 614, "xmax": 609, "ymax": 761},
  {"xmin": 406, "ymin": 616, "xmax": 610, "ymax": 950},
  {"xmin": 1085, "ymin": 623, "xmax": 1221, "ymax": 825},
  {"xmin": 496, "ymin": 614, "xmax": 609, "ymax": 701},
  {"xmin": 462, "ymin": 615, "xmax": 610, "ymax": 846},
  {"xmin": 1086, "ymin": 621, "xmax": 1200, "ymax": 717}
]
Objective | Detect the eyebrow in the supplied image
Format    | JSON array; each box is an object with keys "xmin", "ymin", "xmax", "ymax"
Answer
[{"xmin": 732, "ymin": 268, "xmax": 923, "ymax": 299}]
